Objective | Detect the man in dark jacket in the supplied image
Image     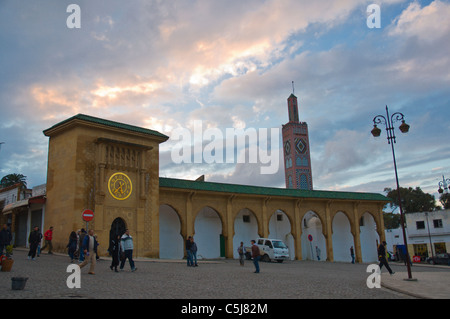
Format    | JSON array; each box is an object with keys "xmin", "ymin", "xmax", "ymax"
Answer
[
  {"xmin": 378, "ymin": 241, "xmax": 395, "ymax": 275},
  {"xmin": 251, "ymin": 240, "xmax": 261, "ymax": 273},
  {"xmin": 186, "ymin": 236, "xmax": 193, "ymax": 267},
  {"xmin": 0, "ymin": 224, "xmax": 12, "ymax": 257},
  {"xmin": 28, "ymin": 226, "xmax": 41, "ymax": 260}
]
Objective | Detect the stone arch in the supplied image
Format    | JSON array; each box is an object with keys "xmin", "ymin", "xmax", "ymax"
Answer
[
  {"xmin": 159, "ymin": 204, "xmax": 184, "ymax": 259},
  {"xmin": 332, "ymin": 211, "xmax": 354, "ymax": 262},
  {"xmin": 359, "ymin": 209, "xmax": 383, "ymax": 239},
  {"xmin": 301, "ymin": 210, "xmax": 327, "ymax": 261},
  {"xmin": 232, "ymin": 208, "xmax": 259, "ymax": 259},
  {"xmin": 359, "ymin": 211, "xmax": 379, "ymax": 262},
  {"xmin": 109, "ymin": 217, "xmax": 127, "ymax": 253},
  {"xmin": 194, "ymin": 206, "xmax": 223, "ymax": 259},
  {"xmin": 268, "ymin": 210, "xmax": 295, "ymax": 260}
]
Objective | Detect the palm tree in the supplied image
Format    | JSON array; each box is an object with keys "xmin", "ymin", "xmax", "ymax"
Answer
[{"xmin": 0, "ymin": 173, "xmax": 27, "ymax": 189}]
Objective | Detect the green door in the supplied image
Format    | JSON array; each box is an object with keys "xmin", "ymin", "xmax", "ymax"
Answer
[{"xmin": 220, "ymin": 234, "xmax": 225, "ymax": 258}]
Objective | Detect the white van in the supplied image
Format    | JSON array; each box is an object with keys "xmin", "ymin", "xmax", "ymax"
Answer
[{"xmin": 245, "ymin": 238, "xmax": 290, "ymax": 263}]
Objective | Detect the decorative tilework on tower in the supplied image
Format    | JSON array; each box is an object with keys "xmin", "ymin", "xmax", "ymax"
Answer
[{"xmin": 282, "ymin": 93, "xmax": 313, "ymax": 190}]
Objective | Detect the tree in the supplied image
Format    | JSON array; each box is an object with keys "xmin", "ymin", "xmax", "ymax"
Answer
[
  {"xmin": 383, "ymin": 212, "xmax": 401, "ymax": 229},
  {"xmin": 0, "ymin": 173, "xmax": 27, "ymax": 189},
  {"xmin": 384, "ymin": 186, "xmax": 436, "ymax": 213},
  {"xmin": 439, "ymin": 193, "xmax": 450, "ymax": 209}
]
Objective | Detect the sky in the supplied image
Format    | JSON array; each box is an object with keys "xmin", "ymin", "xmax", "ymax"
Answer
[{"xmin": 0, "ymin": 0, "xmax": 449, "ymax": 204}]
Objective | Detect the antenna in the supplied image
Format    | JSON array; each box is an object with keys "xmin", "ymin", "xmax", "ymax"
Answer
[{"xmin": 292, "ymin": 81, "xmax": 295, "ymax": 95}]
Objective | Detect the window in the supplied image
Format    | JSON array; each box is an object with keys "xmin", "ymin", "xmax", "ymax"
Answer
[
  {"xmin": 277, "ymin": 214, "xmax": 283, "ymax": 221},
  {"xmin": 433, "ymin": 219, "xmax": 443, "ymax": 228},
  {"xmin": 273, "ymin": 241, "xmax": 288, "ymax": 249},
  {"xmin": 243, "ymin": 215, "xmax": 250, "ymax": 223},
  {"xmin": 416, "ymin": 221, "xmax": 425, "ymax": 230}
]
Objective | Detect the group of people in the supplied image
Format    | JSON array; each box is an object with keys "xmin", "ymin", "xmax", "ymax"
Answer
[
  {"xmin": 25, "ymin": 226, "xmax": 137, "ymax": 275},
  {"xmin": 22, "ymin": 225, "xmax": 395, "ymax": 276},
  {"xmin": 237, "ymin": 240, "xmax": 261, "ymax": 273},
  {"xmin": 27, "ymin": 226, "xmax": 54, "ymax": 260},
  {"xmin": 68, "ymin": 228, "xmax": 137, "ymax": 275},
  {"xmin": 185, "ymin": 236, "xmax": 198, "ymax": 267}
]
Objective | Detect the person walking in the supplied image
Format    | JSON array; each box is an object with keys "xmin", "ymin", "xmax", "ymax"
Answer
[
  {"xmin": 378, "ymin": 241, "xmax": 395, "ymax": 275},
  {"xmin": 79, "ymin": 229, "xmax": 98, "ymax": 275},
  {"xmin": 190, "ymin": 237, "xmax": 198, "ymax": 267},
  {"xmin": 27, "ymin": 226, "xmax": 41, "ymax": 260},
  {"xmin": 237, "ymin": 242, "xmax": 245, "ymax": 266},
  {"xmin": 36, "ymin": 227, "xmax": 43, "ymax": 257},
  {"xmin": 186, "ymin": 236, "xmax": 193, "ymax": 267},
  {"xmin": 0, "ymin": 223, "xmax": 12, "ymax": 257},
  {"xmin": 251, "ymin": 240, "xmax": 261, "ymax": 273},
  {"xmin": 67, "ymin": 231, "xmax": 78, "ymax": 263},
  {"xmin": 109, "ymin": 234, "xmax": 122, "ymax": 272},
  {"xmin": 41, "ymin": 226, "xmax": 54, "ymax": 254},
  {"xmin": 350, "ymin": 246, "xmax": 355, "ymax": 264},
  {"xmin": 78, "ymin": 228, "xmax": 87, "ymax": 262},
  {"xmin": 120, "ymin": 229, "xmax": 137, "ymax": 272}
]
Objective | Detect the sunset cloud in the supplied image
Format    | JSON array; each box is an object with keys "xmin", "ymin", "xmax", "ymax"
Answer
[{"xmin": 1, "ymin": 0, "xmax": 449, "ymax": 200}]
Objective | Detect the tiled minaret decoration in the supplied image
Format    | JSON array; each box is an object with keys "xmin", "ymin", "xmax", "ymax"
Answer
[{"xmin": 282, "ymin": 88, "xmax": 313, "ymax": 190}]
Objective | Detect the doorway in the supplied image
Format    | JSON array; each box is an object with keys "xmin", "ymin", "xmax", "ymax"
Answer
[{"xmin": 109, "ymin": 218, "xmax": 127, "ymax": 251}]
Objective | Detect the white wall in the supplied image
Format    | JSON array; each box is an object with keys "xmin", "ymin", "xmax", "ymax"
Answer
[
  {"xmin": 159, "ymin": 205, "xmax": 184, "ymax": 259},
  {"xmin": 233, "ymin": 209, "xmax": 258, "ymax": 259},
  {"xmin": 301, "ymin": 211, "xmax": 326, "ymax": 261},
  {"xmin": 268, "ymin": 210, "xmax": 295, "ymax": 260},
  {"xmin": 194, "ymin": 207, "xmax": 222, "ymax": 259},
  {"xmin": 359, "ymin": 212, "xmax": 379, "ymax": 262},
  {"xmin": 332, "ymin": 212, "xmax": 354, "ymax": 262}
]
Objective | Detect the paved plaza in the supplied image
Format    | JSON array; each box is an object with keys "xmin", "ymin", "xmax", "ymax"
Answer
[{"xmin": 1, "ymin": 249, "xmax": 448, "ymax": 300}]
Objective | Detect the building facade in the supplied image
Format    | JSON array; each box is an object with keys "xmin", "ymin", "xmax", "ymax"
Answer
[
  {"xmin": 40, "ymin": 114, "xmax": 389, "ymax": 263},
  {"xmin": 406, "ymin": 210, "xmax": 450, "ymax": 259},
  {"xmin": 385, "ymin": 210, "xmax": 450, "ymax": 261},
  {"xmin": 1, "ymin": 184, "xmax": 46, "ymax": 247}
]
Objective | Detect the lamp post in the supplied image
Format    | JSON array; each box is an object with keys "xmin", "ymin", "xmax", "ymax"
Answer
[
  {"xmin": 371, "ymin": 105, "xmax": 414, "ymax": 280},
  {"xmin": 438, "ymin": 175, "xmax": 450, "ymax": 194}
]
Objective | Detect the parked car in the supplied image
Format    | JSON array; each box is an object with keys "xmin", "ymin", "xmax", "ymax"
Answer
[
  {"xmin": 426, "ymin": 253, "xmax": 450, "ymax": 265},
  {"xmin": 244, "ymin": 238, "xmax": 290, "ymax": 263}
]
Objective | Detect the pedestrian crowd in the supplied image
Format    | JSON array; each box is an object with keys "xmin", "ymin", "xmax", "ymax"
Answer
[
  {"xmin": 1, "ymin": 225, "xmax": 138, "ymax": 276},
  {"xmin": 2, "ymin": 223, "xmax": 402, "ymax": 277}
]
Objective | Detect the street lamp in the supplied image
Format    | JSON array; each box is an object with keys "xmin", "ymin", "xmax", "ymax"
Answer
[
  {"xmin": 438, "ymin": 175, "xmax": 450, "ymax": 194},
  {"xmin": 371, "ymin": 105, "xmax": 414, "ymax": 280}
]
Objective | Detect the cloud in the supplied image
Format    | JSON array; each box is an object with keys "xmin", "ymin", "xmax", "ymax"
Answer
[{"xmin": 1, "ymin": 0, "xmax": 449, "ymax": 200}]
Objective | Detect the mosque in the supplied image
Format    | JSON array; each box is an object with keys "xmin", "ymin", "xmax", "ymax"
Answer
[{"xmin": 26, "ymin": 92, "xmax": 388, "ymax": 263}]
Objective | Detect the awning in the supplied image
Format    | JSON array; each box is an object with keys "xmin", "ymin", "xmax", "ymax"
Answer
[
  {"xmin": 2, "ymin": 199, "xmax": 29, "ymax": 215},
  {"xmin": 2, "ymin": 195, "xmax": 46, "ymax": 215}
]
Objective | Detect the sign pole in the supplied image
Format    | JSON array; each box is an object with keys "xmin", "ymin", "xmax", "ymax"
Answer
[
  {"xmin": 308, "ymin": 234, "xmax": 313, "ymax": 260},
  {"xmin": 82, "ymin": 209, "xmax": 94, "ymax": 232}
]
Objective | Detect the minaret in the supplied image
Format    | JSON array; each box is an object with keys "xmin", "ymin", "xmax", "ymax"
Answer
[{"xmin": 282, "ymin": 84, "xmax": 313, "ymax": 190}]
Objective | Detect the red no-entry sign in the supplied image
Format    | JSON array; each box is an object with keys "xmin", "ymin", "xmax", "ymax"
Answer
[{"xmin": 82, "ymin": 209, "xmax": 94, "ymax": 222}]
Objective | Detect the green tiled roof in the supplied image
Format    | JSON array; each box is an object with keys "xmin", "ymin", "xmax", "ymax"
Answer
[
  {"xmin": 159, "ymin": 177, "xmax": 389, "ymax": 202},
  {"xmin": 43, "ymin": 113, "xmax": 169, "ymax": 140}
]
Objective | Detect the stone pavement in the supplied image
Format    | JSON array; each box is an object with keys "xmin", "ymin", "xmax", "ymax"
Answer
[
  {"xmin": 381, "ymin": 262, "xmax": 450, "ymax": 299},
  {"xmin": 0, "ymin": 248, "xmax": 448, "ymax": 299}
]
